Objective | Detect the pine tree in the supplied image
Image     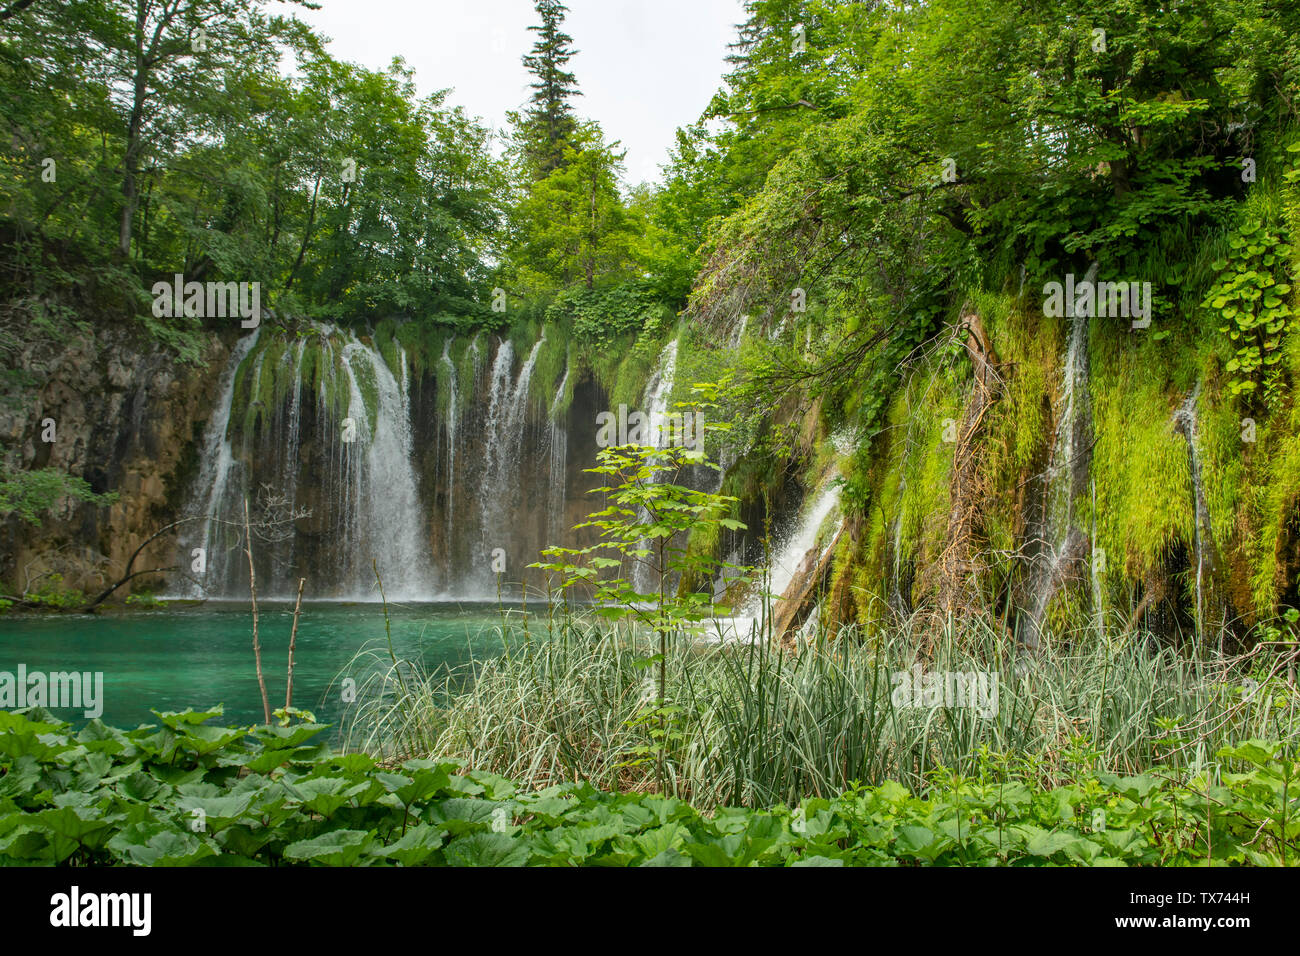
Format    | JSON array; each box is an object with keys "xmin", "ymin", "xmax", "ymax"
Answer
[{"xmin": 520, "ymin": 0, "xmax": 582, "ymax": 177}]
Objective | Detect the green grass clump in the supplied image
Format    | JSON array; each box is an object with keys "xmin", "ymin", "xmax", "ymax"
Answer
[{"xmin": 344, "ymin": 613, "xmax": 1299, "ymax": 815}]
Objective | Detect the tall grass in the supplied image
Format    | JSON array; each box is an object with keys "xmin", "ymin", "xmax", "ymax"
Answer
[{"xmin": 341, "ymin": 613, "xmax": 1300, "ymax": 811}]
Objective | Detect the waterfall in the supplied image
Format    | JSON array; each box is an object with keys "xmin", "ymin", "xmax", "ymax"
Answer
[
  {"xmin": 1173, "ymin": 386, "xmax": 1215, "ymax": 640},
  {"xmin": 180, "ymin": 324, "xmax": 435, "ymax": 600},
  {"xmin": 478, "ymin": 336, "xmax": 545, "ymax": 586},
  {"xmin": 642, "ymin": 339, "xmax": 678, "ymax": 448},
  {"xmin": 632, "ymin": 340, "xmax": 679, "ymax": 593},
  {"xmin": 547, "ymin": 365, "xmax": 569, "ymax": 544},
  {"xmin": 749, "ymin": 483, "xmax": 843, "ymax": 616},
  {"xmin": 1021, "ymin": 263, "xmax": 1097, "ymax": 646},
  {"xmin": 440, "ymin": 339, "xmax": 458, "ymax": 543},
  {"xmin": 177, "ymin": 321, "xmax": 601, "ymax": 602},
  {"xmin": 343, "ymin": 341, "xmax": 433, "ymax": 600},
  {"xmin": 476, "ymin": 338, "xmax": 515, "ymax": 557},
  {"xmin": 731, "ymin": 315, "xmax": 748, "ymax": 348},
  {"xmin": 716, "ymin": 482, "xmax": 843, "ymax": 641},
  {"xmin": 183, "ymin": 330, "xmax": 261, "ymax": 597}
]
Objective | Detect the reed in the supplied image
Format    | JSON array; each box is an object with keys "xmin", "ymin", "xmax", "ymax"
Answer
[{"xmin": 342, "ymin": 612, "xmax": 1300, "ymax": 811}]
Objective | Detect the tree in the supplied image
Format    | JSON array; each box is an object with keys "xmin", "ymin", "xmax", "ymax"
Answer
[
  {"xmin": 27, "ymin": 0, "xmax": 313, "ymax": 260},
  {"xmin": 509, "ymin": 123, "xmax": 643, "ymax": 292},
  {"xmin": 532, "ymin": 382, "xmax": 749, "ymax": 791},
  {"xmin": 519, "ymin": 0, "xmax": 581, "ymax": 178},
  {"xmin": 0, "ymin": 0, "xmax": 507, "ymax": 338}
]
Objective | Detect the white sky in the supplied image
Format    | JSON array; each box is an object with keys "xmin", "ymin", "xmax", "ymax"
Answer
[{"xmin": 292, "ymin": 0, "xmax": 746, "ymax": 185}]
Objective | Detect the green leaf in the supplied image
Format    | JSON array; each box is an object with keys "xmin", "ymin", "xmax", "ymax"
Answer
[
  {"xmin": 283, "ymin": 829, "xmax": 374, "ymax": 866},
  {"xmin": 443, "ymin": 832, "xmax": 528, "ymax": 867}
]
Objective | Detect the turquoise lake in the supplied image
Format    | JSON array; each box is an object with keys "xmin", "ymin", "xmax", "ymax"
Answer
[{"xmin": 0, "ymin": 601, "xmax": 522, "ymax": 733}]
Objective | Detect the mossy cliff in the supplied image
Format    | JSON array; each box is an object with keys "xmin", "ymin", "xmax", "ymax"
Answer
[{"xmin": 703, "ymin": 176, "xmax": 1300, "ymax": 647}]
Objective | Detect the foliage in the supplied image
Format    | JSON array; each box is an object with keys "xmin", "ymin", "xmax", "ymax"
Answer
[
  {"xmin": 1204, "ymin": 217, "xmax": 1296, "ymax": 407},
  {"xmin": 544, "ymin": 282, "xmax": 672, "ymax": 344},
  {"xmin": 0, "ymin": 0, "xmax": 507, "ymax": 335},
  {"xmin": 17, "ymin": 573, "xmax": 85, "ymax": 610},
  {"xmin": 507, "ymin": 124, "xmax": 647, "ymax": 295},
  {"xmin": 531, "ymin": 382, "xmax": 749, "ymax": 788},
  {"xmin": 0, "ymin": 460, "xmax": 117, "ymax": 526},
  {"xmin": 0, "ymin": 707, "xmax": 1294, "ymax": 866},
  {"xmin": 517, "ymin": 0, "xmax": 582, "ymax": 178}
]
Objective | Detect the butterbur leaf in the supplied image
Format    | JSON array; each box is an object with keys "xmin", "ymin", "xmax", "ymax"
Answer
[
  {"xmin": 443, "ymin": 832, "xmax": 528, "ymax": 867},
  {"xmin": 174, "ymin": 793, "xmax": 254, "ymax": 830},
  {"xmin": 370, "ymin": 823, "xmax": 447, "ymax": 866},
  {"xmin": 107, "ymin": 824, "xmax": 216, "ymax": 866},
  {"xmin": 283, "ymin": 829, "xmax": 373, "ymax": 866},
  {"xmin": 153, "ymin": 706, "xmax": 226, "ymax": 729},
  {"xmin": 640, "ymin": 847, "xmax": 691, "ymax": 866}
]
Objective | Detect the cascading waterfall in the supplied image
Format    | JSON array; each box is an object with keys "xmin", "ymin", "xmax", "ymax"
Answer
[
  {"xmin": 632, "ymin": 340, "xmax": 679, "ymax": 593},
  {"xmin": 716, "ymin": 481, "xmax": 844, "ymax": 641},
  {"xmin": 181, "ymin": 324, "xmax": 435, "ymax": 600},
  {"xmin": 547, "ymin": 365, "xmax": 569, "ymax": 544},
  {"xmin": 478, "ymin": 337, "xmax": 545, "ymax": 585},
  {"xmin": 731, "ymin": 315, "xmax": 748, "ymax": 348},
  {"xmin": 1021, "ymin": 262, "xmax": 1097, "ymax": 646},
  {"xmin": 440, "ymin": 339, "xmax": 458, "ymax": 542},
  {"xmin": 476, "ymin": 338, "xmax": 516, "ymax": 561},
  {"xmin": 184, "ymin": 329, "xmax": 261, "ymax": 598},
  {"xmin": 1173, "ymin": 386, "xmax": 1216, "ymax": 639},
  {"xmin": 747, "ymin": 483, "xmax": 843, "ymax": 617},
  {"xmin": 642, "ymin": 340, "xmax": 679, "ymax": 448},
  {"xmin": 342, "ymin": 341, "xmax": 433, "ymax": 600},
  {"xmin": 177, "ymin": 321, "xmax": 659, "ymax": 602}
]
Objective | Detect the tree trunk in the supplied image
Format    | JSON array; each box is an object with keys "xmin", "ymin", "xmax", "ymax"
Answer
[
  {"xmin": 937, "ymin": 304, "xmax": 1002, "ymax": 619},
  {"xmin": 244, "ymin": 498, "xmax": 271, "ymax": 724}
]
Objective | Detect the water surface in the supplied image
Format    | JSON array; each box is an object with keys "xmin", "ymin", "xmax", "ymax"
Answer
[{"xmin": 0, "ymin": 601, "xmax": 520, "ymax": 731}]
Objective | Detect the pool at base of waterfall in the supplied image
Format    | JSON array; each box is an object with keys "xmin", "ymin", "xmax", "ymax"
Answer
[{"xmin": 0, "ymin": 602, "xmax": 522, "ymax": 732}]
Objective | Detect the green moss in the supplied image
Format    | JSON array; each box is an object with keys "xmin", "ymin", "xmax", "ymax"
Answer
[
  {"xmin": 255, "ymin": 340, "xmax": 287, "ymax": 427},
  {"xmin": 227, "ymin": 348, "xmax": 258, "ymax": 442},
  {"xmin": 325, "ymin": 334, "xmax": 348, "ymax": 423},
  {"xmin": 241, "ymin": 352, "xmax": 268, "ymax": 438},
  {"xmin": 529, "ymin": 323, "xmax": 570, "ymax": 415},
  {"xmin": 506, "ymin": 319, "xmax": 541, "ymax": 367},
  {"xmin": 851, "ymin": 357, "xmax": 963, "ymax": 619},
  {"xmin": 1087, "ymin": 342, "xmax": 1191, "ymax": 594},
  {"xmin": 374, "ymin": 318, "xmax": 402, "ymax": 381},
  {"xmin": 456, "ymin": 331, "xmax": 483, "ymax": 392},
  {"xmin": 299, "ymin": 339, "xmax": 321, "ymax": 406},
  {"xmin": 346, "ymin": 348, "xmax": 379, "ymax": 436},
  {"xmin": 981, "ymin": 295, "xmax": 1060, "ymax": 542},
  {"xmin": 603, "ymin": 327, "xmax": 672, "ymax": 412}
]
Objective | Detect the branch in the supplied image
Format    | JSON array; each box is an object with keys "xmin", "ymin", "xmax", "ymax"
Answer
[{"xmin": 81, "ymin": 566, "xmax": 182, "ymax": 612}]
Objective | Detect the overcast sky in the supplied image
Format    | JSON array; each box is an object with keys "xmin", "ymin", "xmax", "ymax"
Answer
[{"xmin": 293, "ymin": 0, "xmax": 746, "ymax": 185}]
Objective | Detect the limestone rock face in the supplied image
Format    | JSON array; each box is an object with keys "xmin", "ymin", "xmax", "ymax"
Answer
[{"xmin": 0, "ymin": 324, "xmax": 228, "ymax": 599}]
